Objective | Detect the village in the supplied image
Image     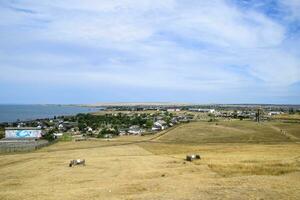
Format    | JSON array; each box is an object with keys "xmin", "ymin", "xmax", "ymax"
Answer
[
  {"xmin": 1, "ymin": 104, "xmax": 298, "ymax": 145},
  {"xmin": 1, "ymin": 104, "xmax": 300, "ymax": 199},
  {"xmin": 1, "ymin": 108, "xmax": 193, "ymax": 142}
]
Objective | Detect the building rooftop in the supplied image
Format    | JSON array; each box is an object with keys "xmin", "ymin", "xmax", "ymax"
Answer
[{"xmin": 5, "ymin": 127, "xmax": 41, "ymax": 130}]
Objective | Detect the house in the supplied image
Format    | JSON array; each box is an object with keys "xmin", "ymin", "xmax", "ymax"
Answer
[
  {"xmin": 177, "ymin": 116, "xmax": 190, "ymax": 123},
  {"xmin": 53, "ymin": 133, "xmax": 63, "ymax": 138},
  {"xmin": 152, "ymin": 120, "xmax": 167, "ymax": 131},
  {"xmin": 87, "ymin": 127, "xmax": 93, "ymax": 132},
  {"xmin": 188, "ymin": 108, "xmax": 215, "ymax": 113},
  {"xmin": 118, "ymin": 130, "xmax": 127, "ymax": 136},
  {"xmin": 171, "ymin": 117, "xmax": 178, "ymax": 124},
  {"xmin": 268, "ymin": 111, "xmax": 283, "ymax": 116},
  {"xmin": 58, "ymin": 124, "xmax": 64, "ymax": 130},
  {"xmin": 167, "ymin": 108, "xmax": 181, "ymax": 112},
  {"xmin": 156, "ymin": 120, "xmax": 167, "ymax": 126},
  {"xmin": 128, "ymin": 125, "xmax": 144, "ymax": 135}
]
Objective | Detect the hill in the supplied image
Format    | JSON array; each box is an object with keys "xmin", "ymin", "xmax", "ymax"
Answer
[
  {"xmin": 155, "ymin": 121, "xmax": 299, "ymax": 144},
  {"xmin": 1, "ymin": 120, "xmax": 300, "ymax": 200}
]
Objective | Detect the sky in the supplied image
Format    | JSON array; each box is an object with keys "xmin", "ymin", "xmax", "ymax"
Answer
[{"xmin": 0, "ymin": 0, "xmax": 300, "ymax": 104}]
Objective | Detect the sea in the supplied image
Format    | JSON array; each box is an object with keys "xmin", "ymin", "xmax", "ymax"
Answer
[{"xmin": 0, "ymin": 104, "xmax": 101, "ymax": 123}]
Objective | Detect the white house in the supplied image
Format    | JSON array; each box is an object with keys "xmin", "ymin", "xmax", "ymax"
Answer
[
  {"xmin": 87, "ymin": 127, "xmax": 93, "ymax": 132},
  {"xmin": 128, "ymin": 125, "xmax": 144, "ymax": 135},
  {"xmin": 152, "ymin": 120, "xmax": 167, "ymax": 131},
  {"xmin": 167, "ymin": 108, "xmax": 181, "ymax": 112},
  {"xmin": 268, "ymin": 111, "xmax": 283, "ymax": 116},
  {"xmin": 58, "ymin": 124, "xmax": 64, "ymax": 130},
  {"xmin": 188, "ymin": 108, "xmax": 215, "ymax": 113}
]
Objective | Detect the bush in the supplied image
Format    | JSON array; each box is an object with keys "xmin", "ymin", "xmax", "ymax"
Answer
[
  {"xmin": 43, "ymin": 129, "xmax": 55, "ymax": 141},
  {"xmin": 97, "ymin": 128, "xmax": 118, "ymax": 138},
  {"xmin": 0, "ymin": 131, "xmax": 4, "ymax": 139}
]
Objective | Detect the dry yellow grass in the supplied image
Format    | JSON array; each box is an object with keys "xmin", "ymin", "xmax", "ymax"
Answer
[
  {"xmin": 157, "ymin": 121, "xmax": 298, "ymax": 143},
  {"xmin": 1, "ymin": 121, "xmax": 300, "ymax": 200},
  {"xmin": 273, "ymin": 113, "xmax": 300, "ymax": 121}
]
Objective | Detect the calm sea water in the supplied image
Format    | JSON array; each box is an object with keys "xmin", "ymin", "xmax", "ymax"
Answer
[{"xmin": 0, "ymin": 105, "xmax": 101, "ymax": 123}]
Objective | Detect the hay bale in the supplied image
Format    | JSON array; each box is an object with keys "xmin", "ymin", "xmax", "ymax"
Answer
[
  {"xmin": 186, "ymin": 154, "xmax": 201, "ymax": 161},
  {"xmin": 69, "ymin": 159, "xmax": 85, "ymax": 167}
]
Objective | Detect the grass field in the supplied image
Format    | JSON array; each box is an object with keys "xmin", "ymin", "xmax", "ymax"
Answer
[
  {"xmin": 157, "ymin": 121, "xmax": 299, "ymax": 143},
  {"xmin": 273, "ymin": 113, "xmax": 300, "ymax": 121},
  {"xmin": 1, "ymin": 121, "xmax": 300, "ymax": 200}
]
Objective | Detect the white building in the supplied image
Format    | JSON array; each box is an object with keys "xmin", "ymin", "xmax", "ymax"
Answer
[
  {"xmin": 128, "ymin": 125, "xmax": 144, "ymax": 135},
  {"xmin": 268, "ymin": 111, "xmax": 283, "ymax": 116},
  {"xmin": 152, "ymin": 120, "xmax": 167, "ymax": 131},
  {"xmin": 167, "ymin": 108, "xmax": 181, "ymax": 112},
  {"xmin": 5, "ymin": 127, "xmax": 42, "ymax": 139},
  {"xmin": 189, "ymin": 108, "xmax": 215, "ymax": 113}
]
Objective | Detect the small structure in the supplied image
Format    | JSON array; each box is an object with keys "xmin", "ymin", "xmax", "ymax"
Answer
[
  {"xmin": 189, "ymin": 108, "xmax": 215, "ymax": 113},
  {"xmin": 186, "ymin": 154, "xmax": 201, "ymax": 161},
  {"xmin": 0, "ymin": 127, "xmax": 53, "ymax": 153},
  {"xmin": 268, "ymin": 111, "xmax": 283, "ymax": 116},
  {"xmin": 152, "ymin": 120, "xmax": 167, "ymax": 131},
  {"xmin": 167, "ymin": 108, "xmax": 181, "ymax": 112},
  {"xmin": 128, "ymin": 125, "xmax": 144, "ymax": 135},
  {"xmin": 53, "ymin": 133, "xmax": 63, "ymax": 138},
  {"xmin": 58, "ymin": 124, "xmax": 64, "ymax": 131},
  {"xmin": 5, "ymin": 127, "xmax": 42, "ymax": 139},
  {"xmin": 118, "ymin": 130, "xmax": 127, "ymax": 136},
  {"xmin": 171, "ymin": 117, "xmax": 179, "ymax": 124}
]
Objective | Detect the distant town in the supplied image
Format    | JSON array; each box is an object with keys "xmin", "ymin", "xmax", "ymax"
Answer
[{"xmin": 1, "ymin": 104, "xmax": 299, "ymax": 144}]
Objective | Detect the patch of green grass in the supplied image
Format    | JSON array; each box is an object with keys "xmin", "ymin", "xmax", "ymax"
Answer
[{"xmin": 59, "ymin": 133, "xmax": 72, "ymax": 142}]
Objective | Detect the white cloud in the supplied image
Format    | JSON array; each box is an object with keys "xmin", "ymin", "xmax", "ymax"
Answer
[
  {"xmin": 281, "ymin": 0, "xmax": 300, "ymax": 19},
  {"xmin": 0, "ymin": 0, "xmax": 299, "ymax": 102}
]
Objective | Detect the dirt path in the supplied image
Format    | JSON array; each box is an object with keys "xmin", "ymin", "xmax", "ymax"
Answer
[
  {"xmin": 268, "ymin": 124, "xmax": 299, "ymax": 140},
  {"xmin": 149, "ymin": 124, "xmax": 185, "ymax": 141}
]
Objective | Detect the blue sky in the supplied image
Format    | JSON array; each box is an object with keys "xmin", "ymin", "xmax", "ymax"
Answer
[{"xmin": 0, "ymin": 0, "xmax": 299, "ymax": 104}]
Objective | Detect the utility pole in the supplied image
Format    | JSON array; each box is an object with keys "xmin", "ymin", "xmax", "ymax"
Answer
[{"xmin": 255, "ymin": 108, "xmax": 261, "ymax": 123}]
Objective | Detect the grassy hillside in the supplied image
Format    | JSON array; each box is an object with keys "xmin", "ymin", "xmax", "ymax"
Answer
[
  {"xmin": 1, "ymin": 140, "xmax": 300, "ymax": 200},
  {"xmin": 273, "ymin": 113, "xmax": 300, "ymax": 121},
  {"xmin": 270, "ymin": 122, "xmax": 300, "ymax": 138},
  {"xmin": 1, "ymin": 120, "xmax": 300, "ymax": 199},
  {"xmin": 157, "ymin": 121, "xmax": 298, "ymax": 144}
]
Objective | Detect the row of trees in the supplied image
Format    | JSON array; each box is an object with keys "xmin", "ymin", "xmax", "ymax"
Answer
[
  {"xmin": 76, "ymin": 113, "xmax": 154, "ymax": 132},
  {"xmin": 0, "ymin": 125, "xmax": 4, "ymax": 139}
]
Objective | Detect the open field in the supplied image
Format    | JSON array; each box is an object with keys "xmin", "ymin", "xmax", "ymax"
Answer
[
  {"xmin": 1, "ymin": 121, "xmax": 300, "ymax": 200},
  {"xmin": 273, "ymin": 113, "xmax": 300, "ymax": 121},
  {"xmin": 156, "ymin": 121, "xmax": 299, "ymax": 143}
]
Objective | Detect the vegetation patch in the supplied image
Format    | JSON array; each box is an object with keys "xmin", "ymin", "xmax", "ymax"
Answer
[
  {"xmin": 59, "ymin": 133, "xmax": 72, "ymax": 142},
  {"xmin": 157, "ymin": 121, "xmax": 293, "ymax": 144}
]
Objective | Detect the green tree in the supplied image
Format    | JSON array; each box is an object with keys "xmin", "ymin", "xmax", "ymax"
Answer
[
  {"xmin": 78, "ymin": 122, "xmax": 87, "ymax": 132},
  {"xmin": 43, "ymin": 129, "xmax": 55, "ymax": 141},
  {"xmin": 145, "ymin": 120, "xmax": 153, "ymax": 129},
  {"xmin": 0, "ymin": 126, "xmax": 4, "ymax": 139},
  {"xmin": 289, "ymin": 108, "xmax": 295, "ymax": 114}
]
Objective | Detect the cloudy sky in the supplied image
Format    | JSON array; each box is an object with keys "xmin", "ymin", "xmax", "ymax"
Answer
[{"xmin": 0, "ymin": 0, "xmax": 300, "ymax": 104}]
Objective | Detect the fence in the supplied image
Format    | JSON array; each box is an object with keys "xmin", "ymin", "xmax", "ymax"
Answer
[{"xmin": 0, "ymin": 139, "xmax": 53, "ymax": 153}]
